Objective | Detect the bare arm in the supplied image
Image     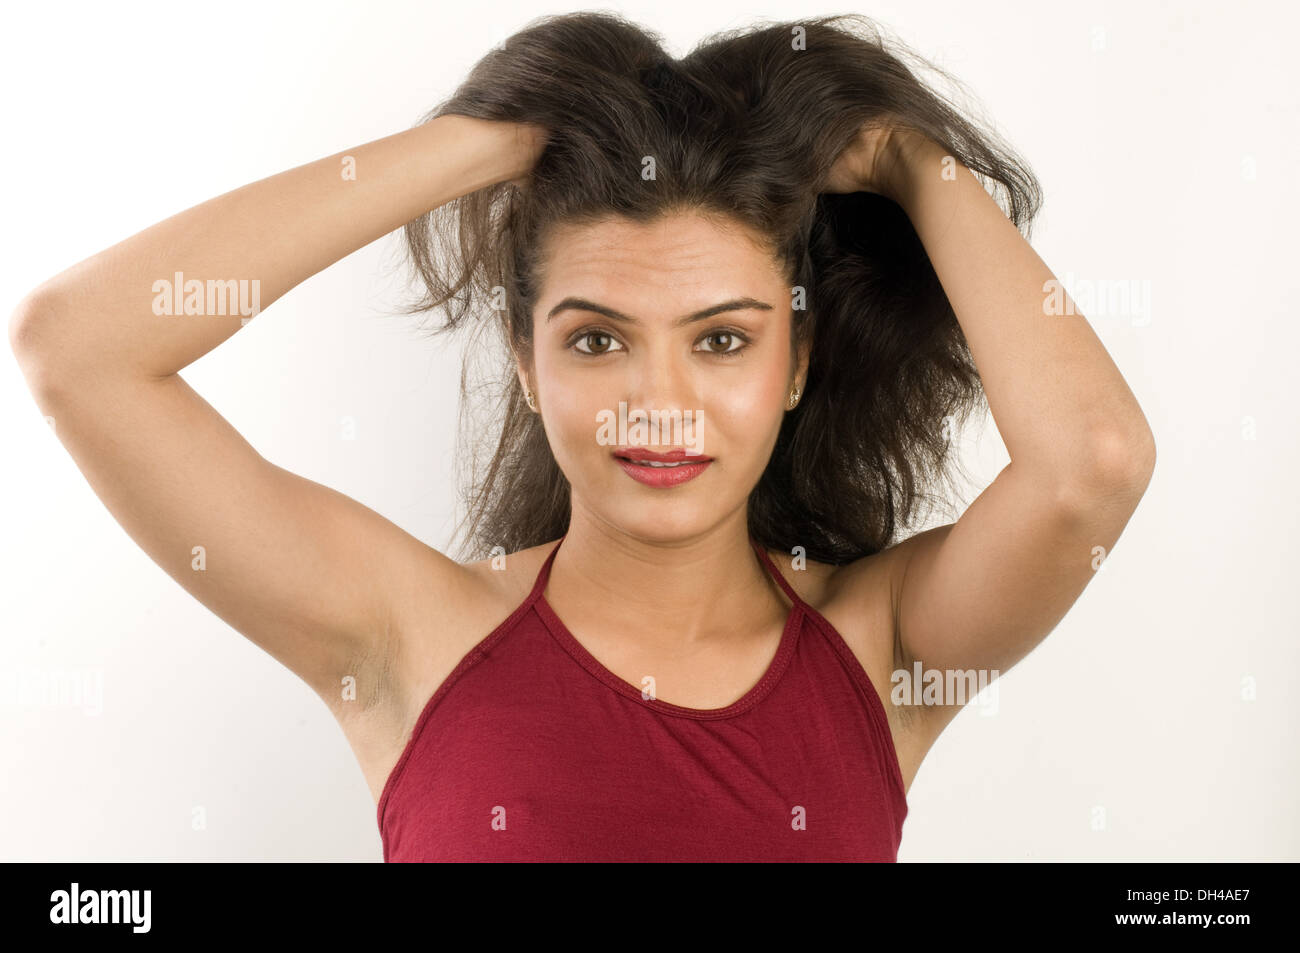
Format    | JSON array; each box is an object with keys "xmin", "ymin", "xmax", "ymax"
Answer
[
  {"xmin": 11, "ymin": 114, "xmax": 541, "ymax": 380},
  {"xmin": 842, "ymin": 131, "xmax": 1156, "ymax": 735},
  {"xmin": 8, "ymin": 113, "xmax": 544, "ymax": 713}
]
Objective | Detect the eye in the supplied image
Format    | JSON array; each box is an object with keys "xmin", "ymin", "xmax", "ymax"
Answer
[
  {"xmin": 570, "ymin": 330, "xmax": 625, "ymax": 355},
  {"xmin": 695, "ymin": 329, "xmax": 750, "ymax": 357}
]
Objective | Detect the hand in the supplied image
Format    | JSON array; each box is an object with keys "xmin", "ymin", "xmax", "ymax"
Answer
[
  {"xmin": 824, "ymin": 118, "xmax": 929, "ymax": 203},
  {"xmin": 437, "ymin": 113, "xmax": 550, "ymax": 192},
  {"xmin": 502, "ymin": 121, "xmax": 550, "ymax": 192}
]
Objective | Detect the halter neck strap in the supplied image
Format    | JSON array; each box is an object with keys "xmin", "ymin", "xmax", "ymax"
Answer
[{"xmin": 528, "ymin": 534, "xmax": 805, "ymax": 610}]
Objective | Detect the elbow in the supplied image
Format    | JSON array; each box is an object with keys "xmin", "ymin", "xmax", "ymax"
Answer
[
  {"xmin": 1060, "ymin": 422, "xmax": 1157, "ymax": 511},
  {"xmin": 9, "ymin": 283, "xmax": 63, "ymax": 364},
  {"xmin": 1097, "ymin": 419, "xmax": 1157, "ymax": 490},
  {"xmin": 9, "ymin": 283, "xmax": 71, "ymax": 397}
]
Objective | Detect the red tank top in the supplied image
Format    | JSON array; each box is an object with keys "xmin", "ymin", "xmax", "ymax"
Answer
[{"xmin": 377, "ymin": 535, "xmax": 908, "ymax": 861}]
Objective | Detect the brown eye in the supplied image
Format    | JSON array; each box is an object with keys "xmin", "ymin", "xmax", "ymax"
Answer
[
  {"xmin": 696, "ymin": 331, "xmax": 746, "ymax": 355},
  {"xmin": 572, "ymin": 331, "xmax": 624, "ymax": 355}
]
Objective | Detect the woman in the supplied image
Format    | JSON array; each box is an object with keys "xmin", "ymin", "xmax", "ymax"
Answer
[{"xmin": 9, "ymin": 13, "xmax": 1155, "ymax": 862}]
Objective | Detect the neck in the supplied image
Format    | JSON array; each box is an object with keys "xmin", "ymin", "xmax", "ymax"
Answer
[{"xmin": 546, "ymin": 503, "xmax": 789, "ymax": 650}]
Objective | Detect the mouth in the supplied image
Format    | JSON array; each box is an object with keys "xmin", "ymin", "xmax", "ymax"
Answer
[{"xmin": 612, "ymin": 447, "xmax": 713, "ymax": 487}]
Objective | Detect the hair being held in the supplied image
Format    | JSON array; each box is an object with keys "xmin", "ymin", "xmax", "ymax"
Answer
[{"xmin": 399, "ymin": 11, "xmax": 1042, "ymax": 565}]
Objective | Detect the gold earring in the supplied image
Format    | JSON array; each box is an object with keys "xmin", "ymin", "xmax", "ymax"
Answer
[
  {"xmin": 788, "ymin": 386, "xmax": 801, "ymax": 409},
  {"xmin": 525, "ymin": 388, "xmax": 537, "ymax": 411}
]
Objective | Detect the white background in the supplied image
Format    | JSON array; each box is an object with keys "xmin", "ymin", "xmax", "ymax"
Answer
[{"xmin": 1, "ymin": 0, "xmax": 1296, "ymax": 861}]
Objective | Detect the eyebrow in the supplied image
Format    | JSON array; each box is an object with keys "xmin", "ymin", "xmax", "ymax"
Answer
[{"xmin": 546, "ymin": 295, "xmax": 774, "ymax": 326}]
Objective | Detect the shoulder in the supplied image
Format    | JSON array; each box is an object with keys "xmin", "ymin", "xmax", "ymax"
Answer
[
  {"xmin": 759, "ymin": 540, "xmax": 906, "ymax": 626},
  {"xmin": 758, "ymin": 536, "xmax": 925, "ymax": 684},
  {"xmin": 389, "ymin": 537, "xmax": 562, "ymax": 656},
  {"xmin": 459, "ymin": 538, "xmax": 561, "ymax": 615},
  {"xmin": 368, "ymin": 537, "xmax": 561, "ymax": 730}
]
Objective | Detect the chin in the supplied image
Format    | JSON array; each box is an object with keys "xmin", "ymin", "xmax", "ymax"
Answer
[
  {"xmin": 623, "ymin": 507, "xmax": 709, "ymax": 544},
  {"xmin": 588, "ymin": 487, "xmax": 719, "ymax": 545},
  {"xmin": 566, "ymin": 454, "xmax": 753, "ymax": 544}
]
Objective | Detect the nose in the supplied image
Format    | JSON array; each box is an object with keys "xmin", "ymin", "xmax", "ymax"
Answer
[
  {"xmin": 625, "ymin": 336, "xmax": 690, "ymax": 412},
  {"xmin": 622, "ymin": 338, "xmax": 699, "ymax": 447}
]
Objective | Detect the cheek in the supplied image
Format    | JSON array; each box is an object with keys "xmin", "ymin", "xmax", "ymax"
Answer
[
  {"xmin": 533, "ymin": 347, "xmax": 608, "ymax": 469},
  {"xmin": 695, "ymin": 358, "xmax": 789, "ymax": 460}
]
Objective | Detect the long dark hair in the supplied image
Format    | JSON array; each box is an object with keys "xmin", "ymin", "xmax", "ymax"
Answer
[{"xmin": 399, "ymin": 11, "xmax": 1042, "ymax": 565}]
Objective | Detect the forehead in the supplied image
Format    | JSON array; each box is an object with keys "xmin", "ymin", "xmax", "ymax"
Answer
[{"xmin": 537, "ymin": 210, "xmax": 783, "ymax": 295}]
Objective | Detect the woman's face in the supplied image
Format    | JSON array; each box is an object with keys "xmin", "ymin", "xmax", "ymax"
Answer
[{"xmin": 522, "ymin": 209, "xmax": 808, "ymax": 543}]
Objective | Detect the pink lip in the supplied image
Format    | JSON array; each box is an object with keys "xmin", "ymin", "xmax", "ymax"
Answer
[{"xmin": 612, "ymin": 448, "xmax": 713, "ymax": 488}]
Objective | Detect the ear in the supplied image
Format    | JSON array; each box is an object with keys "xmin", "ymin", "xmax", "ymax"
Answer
[
  {"xmin": 793, "ymin": 331, "xmax": 812, "ymax": 394},
  {"xmin": 511, "ymin": 346, "xmax": 533, "ymax": 395}
]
